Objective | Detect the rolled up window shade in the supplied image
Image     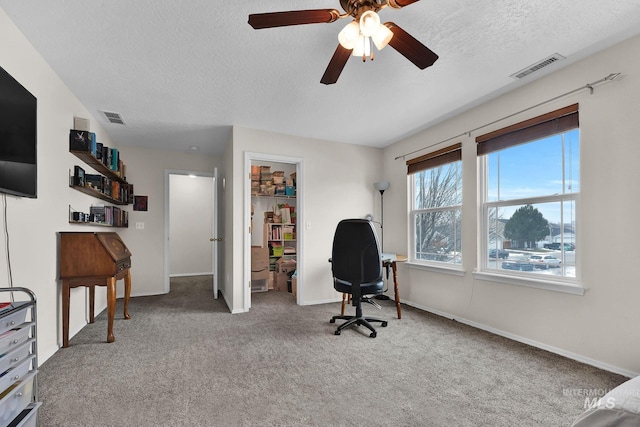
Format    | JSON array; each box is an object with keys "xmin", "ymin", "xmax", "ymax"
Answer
[
  {"xmin": 406, "ymin": 143, "xmax": 462, "ymax": 175},
  {"xmin": 476, "ymin": 104, "xmax": 578, "ymax": 156}
]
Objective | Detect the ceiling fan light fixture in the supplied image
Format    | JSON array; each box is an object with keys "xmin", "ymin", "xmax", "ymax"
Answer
[
  {"xmin": 372, "ymin": 24, "xmax": 393, "ymax": 50},
  {"xmin": 352, "ymin": 35, "xmax": 371, "ymax": 59},
  {"xmin": 359, "ymin": 10, "xmax": 380, "ymax": 37},
  {"xmin": 338, "ymin": 20, "xmax": 360, "ymax": 49}
]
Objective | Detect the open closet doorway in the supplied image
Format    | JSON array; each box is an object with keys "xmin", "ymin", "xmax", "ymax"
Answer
[
  {"xmin": 244, "ymin": 153, "xmax": 303, "ymax": 312},
  {"xmin": 164, "ymin": 169, "xmax": 220, "ymax": 298}
]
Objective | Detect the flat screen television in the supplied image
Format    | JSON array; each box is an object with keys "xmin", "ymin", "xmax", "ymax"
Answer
[{"xmin": 0, "ymin": 65, "xmax": 37, "ymax": 198}]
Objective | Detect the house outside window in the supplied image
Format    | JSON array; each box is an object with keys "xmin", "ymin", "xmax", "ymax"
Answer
[
  {"xmin": 477, "ymin": 104, "xmax": 579, "ymax": 280},
  {"xmin": 407, "ymin": 144, "xmax": 462, "ymax": 265}
]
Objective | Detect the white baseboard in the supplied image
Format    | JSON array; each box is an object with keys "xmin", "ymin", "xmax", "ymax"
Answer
[
  {"xmin": 169, "ymin": 272, "xmax": 213, "ymax": 277},
  {"xmin": 403, "ymin": 300, "xmax": 639, "ymax": 379},
  {"xmin": 301, "ymin": 296, "xmax": 342, "ymax": 306}
]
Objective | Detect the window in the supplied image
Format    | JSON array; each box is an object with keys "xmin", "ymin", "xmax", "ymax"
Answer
[
  {"xmin": 407, "ymin": 144, "xmax": 462, "ymax": 265},
  {"xmin": 478, "ymin": 104, "xmax": 579, "ymax": 280}
]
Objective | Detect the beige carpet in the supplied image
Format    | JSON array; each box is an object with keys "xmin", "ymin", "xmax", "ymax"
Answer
[{"xmin": 36, "ymin": 276, "xmax": 627, "ymax": 426}]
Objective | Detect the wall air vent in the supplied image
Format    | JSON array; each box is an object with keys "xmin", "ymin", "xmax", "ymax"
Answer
[
  {"xmin": 510, "ymin": 54, "xmax": 566, "ymax": 79},
  {"xmin": 100, "ymin": 110, "xmax": 126, "ymax": 125}
]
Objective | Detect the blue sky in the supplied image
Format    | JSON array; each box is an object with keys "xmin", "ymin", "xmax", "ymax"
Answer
[{"xmin": 486, "ymin": 129, "xmax": 580, "ymax": 225}]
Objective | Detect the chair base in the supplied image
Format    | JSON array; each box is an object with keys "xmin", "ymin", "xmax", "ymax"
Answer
[{"xmin": 330, "ymin": 315, "xmax": 388, "ymax": 338}]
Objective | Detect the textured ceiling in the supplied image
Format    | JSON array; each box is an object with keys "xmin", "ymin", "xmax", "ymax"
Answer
[{"xmin": 2, "ymin": 0, "xmax": 640, "ymax": 155}]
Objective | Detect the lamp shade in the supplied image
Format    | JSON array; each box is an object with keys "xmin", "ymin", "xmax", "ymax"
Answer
[
  {"xmin": 374, "ymin": 181, "xmax": 390, "ymax": 191},
  {"xmin": 338, "ymin": 21, "xmax": 360, "ymax": 49},
  {"xmin": 359, "ymin": 10, "xmax": 381, "ymax": 37},
  {"xmin": 352, "ymin": 35, "xmax": 371, "ymax": 57},
  {"xmin": 372, "ymin": 24, "xmax": 393, "ymax": 50}
]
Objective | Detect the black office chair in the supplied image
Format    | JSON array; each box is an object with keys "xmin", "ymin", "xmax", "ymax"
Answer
[{"xmin": 329, "ymin": 219, "xmax": 388, "ymax": 338}]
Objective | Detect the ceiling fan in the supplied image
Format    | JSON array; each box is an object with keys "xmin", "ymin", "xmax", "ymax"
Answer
[{"xmin": 248, "ymin": 0, "xmax": 439, "ymax": 85}]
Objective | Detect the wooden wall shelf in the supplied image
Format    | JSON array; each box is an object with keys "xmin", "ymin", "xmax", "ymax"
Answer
[{"xmin": 70, "ymin": 150, "xmax": 128, "ymax": 184}]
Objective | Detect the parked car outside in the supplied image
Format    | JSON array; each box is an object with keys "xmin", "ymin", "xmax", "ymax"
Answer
[
  {"xmin": 489, "ymin": 249, "xmax": 509, "ymax": 259},
  {"xmin": 528, "ymin": 255, "xmax": 561, "ymax": 269},
  {"xmin": 544, "ymin": 243, "xmax": 575, "ymax": 251},
  {"xmin": 502, "ymin": 261, "xmax": 534, "ymax": 271}
]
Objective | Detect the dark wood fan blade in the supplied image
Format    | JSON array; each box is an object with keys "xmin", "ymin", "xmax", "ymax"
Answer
[
  {"xmin": 248, "ymin": 9, "xmax": 341, "ymax": 29},
  {"xmin": 387, "ymin": 0, "xmax": 421, "ymax": 9},
  {"xmin": 384, "ymin": 22, "xmax": 438, "ymax": 69},
  {"xmin": 320, "ymin": 44, "xmax": 352, "ymax": 85}
]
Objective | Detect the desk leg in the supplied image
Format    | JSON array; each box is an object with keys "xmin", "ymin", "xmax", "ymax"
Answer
[
  {"xmin": 62, "ymin": 280, "xmax": 70, "ymax": 348},
  {"xmin": 89, "ymin": 286, "xmax": 95, "ymax": 323},
  {"xmin": 392, "ymin": 262, "xmax": 402, "ymax": 319},
  {"xmin": 107, "ymin": 276, "xmax": 116, "ymax": 343},
  {"xmin": 124, "ymin": 269, "xmax": 132, "ymax": 320}
]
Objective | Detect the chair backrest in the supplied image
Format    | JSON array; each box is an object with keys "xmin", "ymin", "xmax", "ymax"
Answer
[{"xmin": 331, "ymin": 219, "xmax": 382, "ymax": 285}]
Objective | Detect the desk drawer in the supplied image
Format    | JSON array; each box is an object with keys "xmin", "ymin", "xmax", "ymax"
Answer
[
  {"xmin": 0, "ymin": 339, "xmax": 33, "ymax": 374},
  {"xmin": 116, "ymin": 258, "xmax": 131, "ymax": 272},
  {"xmin": 0, "ymin": 370, "xmax": 36, "ymax": 425}
]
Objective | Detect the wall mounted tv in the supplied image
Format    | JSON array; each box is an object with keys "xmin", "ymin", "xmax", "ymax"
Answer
[{"xmin": 0, "ymin": 65, "xmax": 37, "ymax": 198}]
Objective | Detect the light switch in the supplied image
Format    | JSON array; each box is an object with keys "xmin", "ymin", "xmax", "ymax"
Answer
[{"xmin": 136, "ymin": 222, "xmax": 144, "ymax": 230}]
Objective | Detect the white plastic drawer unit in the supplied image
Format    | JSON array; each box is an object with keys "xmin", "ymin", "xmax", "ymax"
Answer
[
  {"xmin": 0, "ymin": 323, "xmax": 33, "ymax": 356},
  {"xmin": 10, "ymin": 402, "xmax": 40, "ymax": 427},
  {"xmin": 0, "ymin": 306, "xmax": 28, "ymax": 337},
  {"xmin": 0, "ymin": 339, "xmax": 34, "ymax": 375},
  {"xmin": 0, "ymin": 355, "xmax": 35, "ymax": 395},
  {"xmin": 0, "ymin": 370, "xmax": 36, "ymax": 425}
]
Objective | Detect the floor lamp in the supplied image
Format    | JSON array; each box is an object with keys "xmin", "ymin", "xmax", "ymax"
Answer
[
  {"xmin": 374, "ymin": 181, "xmax": 390, "ymax": 300},
  {"xmin": 374, "ymin": 181, "xmax": 390, "ymax": 250}
]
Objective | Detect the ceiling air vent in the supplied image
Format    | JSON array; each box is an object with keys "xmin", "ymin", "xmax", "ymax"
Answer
[
  {"xmin": 100, "ymin": 110, "xmax": 126, "ymax": 125},
  {"xmin": 510, "ymin": 54, "xmax": 565, "ymax": 79}
]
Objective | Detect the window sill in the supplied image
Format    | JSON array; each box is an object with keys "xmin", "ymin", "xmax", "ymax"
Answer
[
  {"xmin": 406, "ymin": 262, "xmax": 465, "ymax": 276},
  {"xmin": 472, "ymin": 270, "xmax": 585, "ymax": 295}
]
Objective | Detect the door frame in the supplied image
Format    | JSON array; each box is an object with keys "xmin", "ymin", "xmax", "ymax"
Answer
[
  {"xmin": 244, "ymin": 152, "xmax": 303, "ymax": 312},
  {"xmin": 164, "ymin": 168, "xmax": 218, "ymax": 295}
]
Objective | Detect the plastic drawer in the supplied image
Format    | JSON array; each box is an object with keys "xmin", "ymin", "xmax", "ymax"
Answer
[
  {"xmin": 0, "ymin": 355, "xmax": 34, "ymax": 394},
  {"xmin": 0, "ymin": 323, "xmax": 32, "ymax": 355},
  {"xmin": 251, "ymin": 279, "xmax": 268, "ymax": 293},
  {"xmin": 0, "ymin": 340, "xmax": 34, "ymax": 374},
  {"xmin": 0, "ymin": 371, "xmax": 36, "ymax": 426},
  {"xmin": 0, "ymin": 307, "xmax": 29, "ymax": 336},
  {"xmin": 8, "ymin": 402, "xmax": 40, "ymax": 427}
]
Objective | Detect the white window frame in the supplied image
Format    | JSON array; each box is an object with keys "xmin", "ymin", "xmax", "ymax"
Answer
[
  {"xmin": 409, "ymin": 160, "xmax": 463, "ymax": 271},
  {"xmin": 475, "ymin": 114, "xmax": 583, "ymax": 295}
]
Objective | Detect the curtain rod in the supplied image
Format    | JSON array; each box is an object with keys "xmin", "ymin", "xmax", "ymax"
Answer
[{"xmin": 395, "ymin": 72, "xmax": 621, "ymax": 161}]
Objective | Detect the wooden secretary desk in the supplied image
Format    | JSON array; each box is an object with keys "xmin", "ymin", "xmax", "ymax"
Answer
[{"xmin": 59, "ymin": 232, "xmax": 132, "ymax": 347}]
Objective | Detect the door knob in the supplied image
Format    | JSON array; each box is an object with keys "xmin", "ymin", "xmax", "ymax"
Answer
[{"xmin": 210, "ymin": 237, "xmax": 223, "ymax": 242}]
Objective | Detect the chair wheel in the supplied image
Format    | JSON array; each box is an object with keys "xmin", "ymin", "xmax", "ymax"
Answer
[
  {"xmin": 335, "ymin": 330, "xmax": 341, "ymax": 335},
  {"xmin": 330, "ymin": 318, "xmax": 336, "ymax": 323},
  {"xmin": 369, "ymin": 332, "xmax": 377, "ymax": 338},
  {"xmin": 381, "ymin": 322, "xmax": 388, "ymax": 327}
]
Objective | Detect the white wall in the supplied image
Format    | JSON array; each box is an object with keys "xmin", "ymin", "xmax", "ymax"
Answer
[
  {"xmin": 169, "ymin": 174, "xmax": 213, "ymax": 276},
  {"xmin": 0, "ymin": 8, "xmax": 118, "ymax": 361},
  {"xmin": 383, "ymin": 33, "xmax": 640, "ymax": 376},
  {"xmin": 0, "ymin": 7, "xmax": 222, "ymax": 361},
  {"xmin": 230, "ymin": 127, "xmax": 384, "ymax": 313}
]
